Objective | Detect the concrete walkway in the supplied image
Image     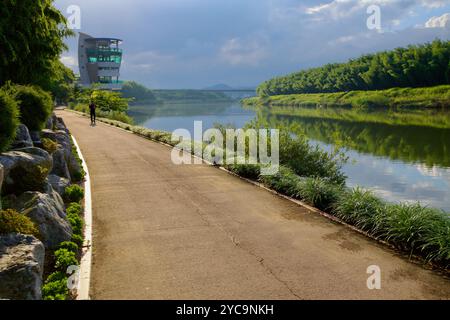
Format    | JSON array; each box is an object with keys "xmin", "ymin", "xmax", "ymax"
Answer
[{"xmin": 57, "ymin": 110, "xmax": 450, "ymax": 300}]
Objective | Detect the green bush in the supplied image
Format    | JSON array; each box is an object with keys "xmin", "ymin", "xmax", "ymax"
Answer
[
  {"xmin": 13, "ymin": 85, "xmax": 53, "ymax": 131},
  {"xmin": 66, "ymin": 202, "xmax": 82, "ymax": 216},
  {"xmin": 380, "ymin": 204, "xmax": 448, "ymax": 253},
  {"xmin": 71, "ymin": 234, "xmax": 84, "ymax": 247},
  {"xmin": 63, "ymin": 185, "xmax": 84, "ymax": 203},
  {"xmin": 0, "ymin": 88, "xmax": 20, "ymax": 152},
  {"xmin": 41, "ymin": 138, "xmax": 58, "ymax": 154},
  {"xmin": 333, "ymin": 188, "xmax": 386, "ymax": 233},
  {"xmin": 54, "ymin": 248, "xmax": 78, "ymax": 271},
  {"xmin": 70, "ymin": 139, "xmax": 86, "ymax": 183},
  {"xmin": 227, "ymin": 163, "xmax": 261, "ymax": 180},
  {"xmin": 67, "ymin": 210, "xmax": 83, "ymax": 236},
  {"xmin": 296, "ymin": 177, "xmax": 342, "ymax": 211},
  {"xmin": 58, "ymin": 241, "xmax": 79, "ymax": 253},
  {"xmin": 42, "ymin": 272, "xmax": 69, "ymax": 300},
  {"xmin": 0, "ymin": 209, "xmax": 39, "ymax": 237}
]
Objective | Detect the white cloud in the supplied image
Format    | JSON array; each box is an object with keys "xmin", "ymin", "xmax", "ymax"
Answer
[
  {"xmin": 219, "ymin": 38, "xmax": 268, "ymax": 66},
  {"xmin": 60, "ymin": 54, "xmax": 78, "ymax": 71},
  {"xmin": 425, "ymin": 13, "xmax": 450, "ymax": 28}
]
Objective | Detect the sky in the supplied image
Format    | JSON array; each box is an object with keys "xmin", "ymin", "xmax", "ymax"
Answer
[{"xmin": 55, "ymin": 0, "xmax": 450, "ymax": 89}]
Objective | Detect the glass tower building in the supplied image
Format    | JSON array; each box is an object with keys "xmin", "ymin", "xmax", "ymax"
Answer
[{"xmin": 78, "ymin": 33, "xmax": 123, "ymax": 90}]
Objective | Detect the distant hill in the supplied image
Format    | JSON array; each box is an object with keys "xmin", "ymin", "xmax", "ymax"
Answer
[{"xmin": 203, "ymin": 84, "xmax": 234, "ymax": 90}]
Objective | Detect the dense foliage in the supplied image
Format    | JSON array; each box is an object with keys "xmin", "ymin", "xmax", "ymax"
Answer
[
  {"xmin": 0, "ymin": 209, "xmax": 40, "ymax": 237},
  {"xmin": 0, "ymin": 87, "xmax": 20, "ymax": 152},
  {"xmin": 121, "ymin": 81, "xmax": 157, "ymax": 103},
  {"xmin": 257, "ymin": 40, "xmax": 450, "ymax": 96},
  {"xmin": 0, "ymin": 0, "xmax": 73, "ymax": 90},
  {"xmin": 13, "ymin": 85, "xmax": 53, "ymax": 131}
]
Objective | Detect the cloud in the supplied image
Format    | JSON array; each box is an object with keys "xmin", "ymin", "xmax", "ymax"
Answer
[
  {"xmin": 425, "ymin": 13, "xmax": 450, "ymax": 27},
  {"xmin": 60, "ymin": 55, "xmax": 77, "ymax": 70},
  {"xmin": 55, "ymin": 0, "xmax": 450, "ymax": 88},
  {"xmin": 219, "ymin": 38, "xmax": 268, "ymax": 66}
]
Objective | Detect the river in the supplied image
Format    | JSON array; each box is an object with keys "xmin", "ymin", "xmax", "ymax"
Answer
[{"xmin": 128, "ymin": 91, "xmax": 450, "ymax": 212}]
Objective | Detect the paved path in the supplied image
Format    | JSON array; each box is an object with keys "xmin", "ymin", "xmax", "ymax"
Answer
[{"xmin": 57, "ymin": 110, "xmax": 450, "ymax": 300}]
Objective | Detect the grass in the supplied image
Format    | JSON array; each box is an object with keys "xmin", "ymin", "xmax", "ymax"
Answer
[
  {"xmin": 68, "ymin": 109, "xmax": 450, "ymax": 269},
  {"xmin": 243, "ymin": 85, "xmax": 450, "ymax": 110}
]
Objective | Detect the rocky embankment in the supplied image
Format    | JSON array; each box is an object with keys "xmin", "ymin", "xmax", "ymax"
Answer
[{"xmin": 0, "ymin": 114, "xmax": 83, "ymax": 300}]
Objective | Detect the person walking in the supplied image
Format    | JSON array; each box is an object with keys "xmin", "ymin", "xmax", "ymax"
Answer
[{"xmin": 89, "ymin": 101, "xmax": 96, "ymax": 125}]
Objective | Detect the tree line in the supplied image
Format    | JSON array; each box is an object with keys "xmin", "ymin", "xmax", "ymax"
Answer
[{"xmin": 257, "ymin": 40, "xmax": 450, "ymax": 96}]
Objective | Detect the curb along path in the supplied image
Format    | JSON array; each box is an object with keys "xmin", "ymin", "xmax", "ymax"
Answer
[{"xmin": 57, "ymin": 110, "xmax": 450, "ymax": 300}]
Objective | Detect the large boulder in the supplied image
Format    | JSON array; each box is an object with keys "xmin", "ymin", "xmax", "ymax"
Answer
[
  {"xmin": 0, "ymin": 147, "xmax": 52, "ymax": 195},
  {"xmin": 29, "ymin": 131, "xmax": 42, "ymax": 148},
  {"xmin": 40, "ymin": 129, "xmax": 81, "ymax": 181},
  {"xmin": 48, "ymin": 174, "xmax": 70, "ymax": 196},
  {"xmin": 0, "ymin": 233, "xmax": 45, "ymax": 300},
  {"xmin": 55, "ymin": 117, "xmax": 69, "ymax": 134},
  {"xmin": 10, "ymin": 191, "xmax": 72, "ymax": 249},
  {"xmin": 10, "ymin": 124, "xmax": 33, "ymax": 149},
  {"xmin": 50, "ymin": 148, "xmax": 71, "ymax": 180}
]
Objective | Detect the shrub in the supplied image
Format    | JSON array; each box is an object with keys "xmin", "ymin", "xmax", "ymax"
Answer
[
  {"xmin": 0, "ymin": 209, "xmax": 39, "ymax": 237},
  {"xmin": 71, "ymin": 234, "xmax": 84, "ymax": 247},
  {"xmin": 42, "ymin": 272, "xmax": 69, "ymax": 300},
  {"xmin": 63, "ymin": 185, "xmax": 84, "ymax": 203},
  {"xmin": 66, "ymin": 203, "xmax": 82, "ymax": 216},
  {"xmin": 0, "ymin": 88, "xmax": 20, "ymax": 152},
  {"xmin": 70, "ymin": 139, "xmax": 85, "ymax": 182},
  {"xmin": 58, "ymin": 241, "xmax": 79, "ymax": 253},
  {"xmin": 67, "ymin": 210, "xmax": 83, "ymax": 236},
  {"xmin": 54, "ymin": 248, "xmax": 78, "ymax": 271},
  {"xmin": 41, "ymin": 138, "xmax": 58, "ymax": 154},
  {"xmin": 333, "ymin": 188, "xmax": 386, "ymax": 233},
  {"xmin": 380, "ymin": 204, "xmax": 449, "ymax": 254},
  {"xmin": 278, "ymin": 131, "xmax": 347, "ymax": 185},
  {"xmin": 227, "ymin": 163, "xmax": 261, "ymax": 180},
  {"xmin": 419, "ymin": 214, "xmax": 450, "ymax": 264},
  {"xmin": 260, "ymin": 166, "xmax": 302, "ymax": 197},
  {"xmin": 14, "ymin": 85, "xmax": 53, "ymax": 131},
  {"xmin": 296, "ymin": 178, "xmax": 342, "ymax": 211}
]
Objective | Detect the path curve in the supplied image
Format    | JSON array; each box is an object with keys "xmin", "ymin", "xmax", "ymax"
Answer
[{"xmin": 57, "ymin": 110, "xmax": 450, "ymax": 300}]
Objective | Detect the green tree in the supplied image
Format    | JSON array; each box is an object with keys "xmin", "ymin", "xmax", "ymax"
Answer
[{"xmin": 0, "ymin": 0, "xmax": 74, "ymax": 87}]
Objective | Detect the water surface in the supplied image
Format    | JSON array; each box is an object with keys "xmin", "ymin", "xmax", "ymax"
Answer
[{"xmin": 128, "ymin": 95, "xmax": 450, "ymax": 212}]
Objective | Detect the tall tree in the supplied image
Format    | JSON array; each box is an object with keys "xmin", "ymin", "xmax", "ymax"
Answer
[{"xmin": 0, "ymin": 0, "xmax": 74, "ymax": 87}]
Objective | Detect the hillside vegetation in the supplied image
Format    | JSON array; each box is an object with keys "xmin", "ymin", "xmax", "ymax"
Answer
[
  {"xmin": 244, "ymin": 85, "xmax": 450, "ymax": 109},
  {"xmin": 257, "ymin": 40, "xmax": 450, "ymax": 96}
]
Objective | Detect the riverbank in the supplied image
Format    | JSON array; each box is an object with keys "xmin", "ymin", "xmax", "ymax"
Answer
[{"xmin": 243, "ymin": 85, "xmax": 450, "ymax": 109}]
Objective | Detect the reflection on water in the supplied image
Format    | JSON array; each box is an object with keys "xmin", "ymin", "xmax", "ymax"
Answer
[
  {"xmin": 128, "ymin": 99, "xmax": 450, "ymax": 212},
  {"xmin": 129, "ymin": 101, "xmax": 255, "ymax": 134}
]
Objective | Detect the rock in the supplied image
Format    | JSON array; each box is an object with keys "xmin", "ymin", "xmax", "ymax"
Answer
[
  {"xmin": 10, "ymin": 124, "xmax": 33, "ymax": 149},
  {"xmin": 0, "ymin": 147, "xmax": 53, "ymax": 195},
  {"xmin": 11, "ymin": 191, "xmax": 72, "ymax": 249},
  {"xmin": 29, "ymin": 131, "xmax": 42, "ymax": 147},
  {"xmin": 0, "ymin": 233, "xmax": 45, "ymax": 300},
  {"xmin": 55, "ymin": 117, "xmax": 69, "ymax": 134},
  {"xmin": 45, "ymin": 114, "xmax": 57, "ymax": 130},
  {"xmin": 40, "ymin": 129, "xmax": 80, "ymax": 181},
  {"xmin": 48, "ymin": 174, "xmax": 70, "ymax": 196},
  {"xmin": 50, "ymin": 148, "xmax": 71, "ymax": 180}
]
